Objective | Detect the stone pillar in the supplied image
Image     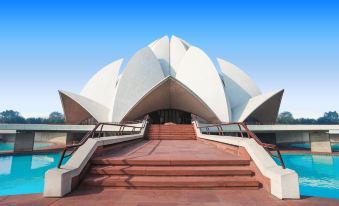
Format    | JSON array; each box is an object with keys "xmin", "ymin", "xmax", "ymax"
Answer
[
  {"xmin": 34, "ymin": 132, "xmax": 67, "ymax": 145},
  {"xmin": 14, "ymin": 131, "xmax": 35, "ymax": 152},
  {"xmin": 275, "ymin": 132, "xmax": 310, "ymax": 144},
  {"xmin": 310, "ymin": 131, "xmax": 332, "ymax": 153}
]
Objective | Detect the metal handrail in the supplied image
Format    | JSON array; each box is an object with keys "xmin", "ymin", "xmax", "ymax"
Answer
[
  {"xmin": 196, "ymin": 121, "xmax": 286, "ymax": 169},
  {"xmin": 57, "ymin": 115, "xmax": 149, "ymax": 168}
]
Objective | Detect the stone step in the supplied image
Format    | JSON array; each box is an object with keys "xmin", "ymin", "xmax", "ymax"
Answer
[
  {"xmin": 146, "ymin": 125, "xmax": 196, "ymax": 140},
  {"xmin": 91, "ymin": 158, "xmax": 251, "ymax": 166},
  {"xmin": 148, "ymin": 125, "xmax": 193, "ymax": 127},
  {"xmin": 147, "ymin": 130, "xmax": 194, "ymax": 132},
  {"xmin": 147, "ymin": 128, "xmax": 194, "ymax": 129},
  {"xmin": 148, "ymin": 137, "xmax": 195, "ymax": 140},
  {"xmin": 148, "ymin": 133, "xmax": 195, "ymax": 134},
  {"xmin": 83, "ymin": 175, "xmax": 260, "ymax": 189},
  {"xmin": 147, "ymin": 127, "xmax": 194, "ymax": 130},
  {"xmin": 147, "ymin": 135, "xmax": 195, "ymax": 137},
  {"xmin": 89, "ymin": 165, "xmax": 254, "ymax": 176},
  {"xmin": 147, "ymin": 134, "xmax": 195, "ymax": 136},
  {"xmin": 147, "ymin": 129, "xmax": 194, "ymax": 130},
  {"xmin": 147, "ymin": 132, "xmax": 195, "ymax": 134}
]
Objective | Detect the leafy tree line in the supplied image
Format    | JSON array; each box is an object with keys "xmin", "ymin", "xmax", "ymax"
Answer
[
  {"xmin": 0, "ymin": 110, "xmax": 64, "ymax": 124},
  {"xmin": 277, "ymin": 111, "xmax": 339, "ymax": 124},
  {"xmin": 1, "ymin": 109, "xmax": 338, "ymax": 125}
]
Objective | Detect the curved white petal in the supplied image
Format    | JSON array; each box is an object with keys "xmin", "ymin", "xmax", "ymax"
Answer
[
  {"xmin": 81, "ymin": 59, "xmax": 123, "ymax": 109},
  {"xmin": 169, "ymin": 35, "xmax": 189, "ymax": 76},
  {"xmin": 122, "ymin": 77, "xmax": 220, "ymax": 123},
  {"xmin": 218, "ymin": 58, "xmax": 261, "ymax": 110},
  {"xmin": 112, "ymin": 47, "xmax": 165, "ymax": 122},
  {"xmin": 59, "ymin": 90, "xmax": 110, "ymax": 124},
  {"xmin": 148, "ymin": 35, "xmax": 170, "ymax": 76},
  {"xmin": 148, "ymin": 38, "xmax": 160, "ymax": 48},
  {"xmin": 233, "ymin": 90, "xmax": 284, "ymax": 123},
  {"xmin": 179, "ymin": 37, "xmax": 191, "ymax": 49},
  {"xmin": 176, "ymin": 47, "xmax": 231, "ymax": 122}
]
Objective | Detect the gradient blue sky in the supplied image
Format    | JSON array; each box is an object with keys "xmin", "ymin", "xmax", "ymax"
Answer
[{"xmin": 0, "ymin": 0, "xmax": 338, "ymax": 118}]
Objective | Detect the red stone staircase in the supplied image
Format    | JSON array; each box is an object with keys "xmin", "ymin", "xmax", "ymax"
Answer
[
  {"xmin": 146, "ymin": 124, "xmax": 196, "ymax": 140},
  {"xmin": 82, "ymin": 140, "xmax": 261, "ymax": 190}
]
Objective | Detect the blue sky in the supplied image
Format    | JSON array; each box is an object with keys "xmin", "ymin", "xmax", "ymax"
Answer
[{"xmin": 0, "ymin": 0, "xmax": 338, "ymax": 118}]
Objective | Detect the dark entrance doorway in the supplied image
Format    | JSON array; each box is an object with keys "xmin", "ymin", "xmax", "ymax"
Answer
[{"xmin": 149, "ymin": 109, "xmax": 191, "ymax": 124}]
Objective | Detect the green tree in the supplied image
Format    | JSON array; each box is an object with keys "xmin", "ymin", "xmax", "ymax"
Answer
[
  {"xmin": 0, "ymin": 110, "xmax": 26, "ymax": 123},
  {"xmin": 294, "ymin": 118, "xmax": 317, "ymax": 124},
  {"xmin": 277, "ymin": 111, "xmax": 295, "ymax": 124},
  {"xmin": 317, "ymin": 111, "xmax": 339, "ymax": 124},
  {"xmin": 47, "ymin": 112, "xmax": 64, "ymax": 123},
  {"xmin": 26, "ymin": 117, "xmax": 47, "ymax": 124}
]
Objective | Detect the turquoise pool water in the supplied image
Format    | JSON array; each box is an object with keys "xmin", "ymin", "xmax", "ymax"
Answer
[
  {"xmin": 289, "ymin": 143, "xmax": 339, "ymax": 152},
  {"xmin": 290, "ymin": 143, "xmax": 311, "ymax": 149},
  {"xmin": 0, "ymin": 153, "xmax": 68, "ymax": 196},
  {"xmin": 0, "ymin": 142, "xmax": 53, "ymax": 151},
  {"xmin": 332, "ymin": 144, "xmax": 339, "ymax": 152},
  {"xmin": 277, "ymin": 154, "xmax": 339, "ymax": 199}
]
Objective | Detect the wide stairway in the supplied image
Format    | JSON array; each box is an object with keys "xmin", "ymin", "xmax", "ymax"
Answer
[
  {"xmin": 82, "ymin": 140, "xmax": 261, "ymax": 189},
  {"xmin": 146, "ymin": 124, "xmax": 196, "ymax": 140}
]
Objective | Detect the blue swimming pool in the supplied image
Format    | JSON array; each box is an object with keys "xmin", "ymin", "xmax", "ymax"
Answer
[
  {"xmin": 332, "ymin": 144, "xmax": 339, "ymax": 152},
  {"xmin": 277, "ymin": 154, "xmax": 339, "ymax": 199},
  {"xmin": 0, "ymin": 153, "xmax": 68, "ymax": 196},
  {"xmin": 0, "ymin": 142, "xmax": 54, "ymax": 151},
  {"xmin": 289, "ymin": 143, "xmax": 339, "ymax": 152},
  {"xmin": 290, "ymin": 143, "xmax": 311, "ymax": 149}
]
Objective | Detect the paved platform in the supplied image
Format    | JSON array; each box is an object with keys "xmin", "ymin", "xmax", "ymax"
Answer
[
  {"xmin": 1, "ymin": 188, "xmax": 338, "ymax": 206},
  {"xmin": 92, "ymin": 140, "xmax": 248, "ymax": 164}
]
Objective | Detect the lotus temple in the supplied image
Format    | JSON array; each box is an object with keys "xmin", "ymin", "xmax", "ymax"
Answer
[
  {"xmin": 0, "ymin": 36, "xmax": 338, "ymax": 205},
  {"xmin": 59, "ymin": 35, "xmax": 283, "ymax": 125}
]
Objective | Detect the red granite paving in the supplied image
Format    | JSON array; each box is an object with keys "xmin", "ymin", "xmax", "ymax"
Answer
[
  {"xmin": 92, "ymin": 140, "xmax": 249, "ymax": 164},
  {"xmin": 1, "ymin": 188, "xmax": 338, "ymax": 206},
  {"xmin": 83, "ymin": 175, "xmax": 260, "ymax": 188},
  {"xmin": 89, "ymin": 165, "xmax": 254, "ymax": 176}
]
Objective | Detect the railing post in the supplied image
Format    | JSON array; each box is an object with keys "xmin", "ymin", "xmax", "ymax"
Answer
[
  {"xmin": 219, "ymin": 125, "xmax": 224, "ymax": 136},
  {"xmin": 276, "ymin": 147, "xmax": 285, "ymax": 169},
  {"xmin": 216, "ymin": 125, "xmax": 221, "ymax": 136},
  {"xmin": 57, "ymin": 148, "xmax": 67, "ymax": 169},
  {"xmin": 237, "ymin": 124, "xmax": 244, "ymax": 138},
  {"xmin": 98, "ymin": 124, "xmax": 104, "ymax": 138}
]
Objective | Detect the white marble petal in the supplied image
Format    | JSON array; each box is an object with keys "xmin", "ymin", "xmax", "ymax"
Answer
[
  {"xmin": 112, "ymin": 47, "xmax": 165, "ymax": 122},
  {"xmin": 81, "ymin": 59, "xmax": 123, "ymax": 109},
  {"xmin": 59, "ymin": 90, "xmax": 110, "ymax": 123},
  {"xmin": 148, "ymin": 35, "xmax": 170, "ymax": 76},
  {"xmin": 169, "ymin": 35, "xmax": 188, "ymax": 76},
  {"xmin": 218, "ymin": 58, "xmax": 261, "ymax": 110},
  {"xmin": 176, "ymin": 47, "xmax": 231, "ymax": 122},
  {"xmin": 233, "ymin": 90, "xmax": 284, "ymax": 123}
]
